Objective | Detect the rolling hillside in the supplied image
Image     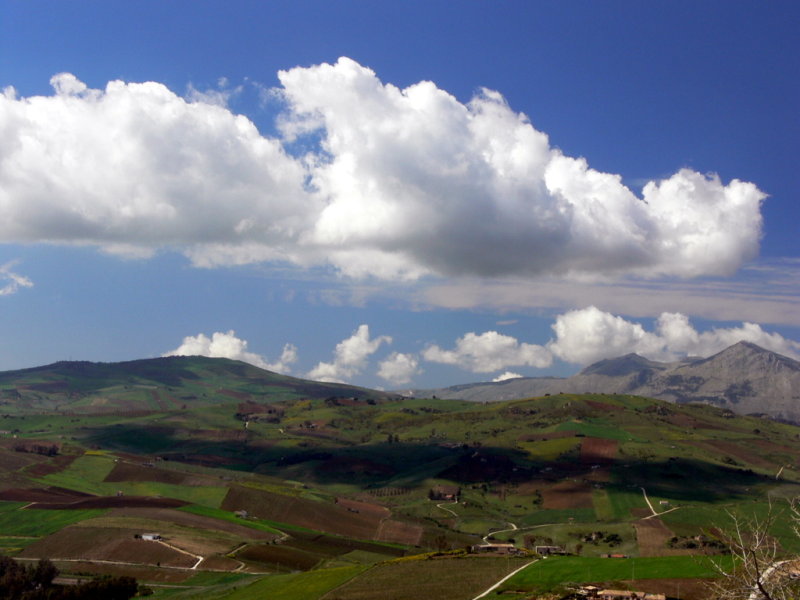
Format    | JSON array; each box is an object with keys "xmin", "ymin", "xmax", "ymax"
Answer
[
  {"xmin": 0, "ymin": 355, "xmax": 798, "ymax": 599},
  {"xmin": 0, "ymin": 355, "xmax": 395, "ymax": 414}
]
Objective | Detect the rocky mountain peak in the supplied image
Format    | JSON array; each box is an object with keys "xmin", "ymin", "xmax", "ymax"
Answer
[{"xmin": 579, "ymin": 353, "xmax": 668, "ymax": 377}]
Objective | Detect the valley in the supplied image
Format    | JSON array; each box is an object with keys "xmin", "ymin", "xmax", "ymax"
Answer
[{"xmin": 0, "ymin": 356, "xmax": 798, "ymax": 599}]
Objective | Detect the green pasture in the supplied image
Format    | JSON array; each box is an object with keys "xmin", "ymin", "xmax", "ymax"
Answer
[
  {"xmin": 555, "ymin": 419, "xmax": 642, "ymax": 442},
  {"xmin": 605, "ymin": 485, "xmax": 648, "ymax": 520},
  {"xmin": 592, "ymin": 489, "xmax": 615, "ymax": 521},
  {"xmin": 0, "ymin": 536, "xmax": 37, "ymax": 554},
  {"xmin": 521, "ymin": 522, "xmax": 638, "ymax": 557},
  {"xmin": 500, "ymin": 555, "xmax": 733, "ymax": 593},
  {"xmin": 519, "ymin": 508, "xmax": 597, "ymax": 526},
  {"xmin": 36, "ymin": 453, "xmax": 117, "ymax": 493},
  {"xmin": 660, "ymin": 500, "xmax": 800, "ymax": 553},
  {"xmin": 323, "ymin": 549, "xmax": 395, "ymax": 567},
  {"xmin": 315, "ymin": 556, "xmax": 531, "ymax": 600},
  {"xmin": 0, "ymin": 505, "xmax": 107, "ymax": 536},
  {"xmin": 221, "ymin": 565, "xmax": 366, "ymax": 600},
  {"xmin": 179, "ymin": 505, "xmax": 283, "ymax": 535},
  {"xmin": 519, "ymin": 437, "xmax": 581, "ymax": 461},
  {"xmin": 35, "ymin": 453, "xmax": 227, "ymax": 506}
]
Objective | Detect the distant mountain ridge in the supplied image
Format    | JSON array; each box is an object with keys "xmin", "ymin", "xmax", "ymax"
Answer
[{"xmin": 406, "ymin": 342, "xmax": 800, "ymax": 422}]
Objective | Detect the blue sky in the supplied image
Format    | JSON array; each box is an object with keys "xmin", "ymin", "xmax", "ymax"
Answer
[{"xmin": 1, "ymin": 1, "xmax": 798, "ymax": 389}]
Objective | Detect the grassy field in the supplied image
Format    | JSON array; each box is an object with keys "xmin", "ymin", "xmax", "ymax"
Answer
[
  {"xmin": 499, "ymin": 555, "xmax": 735, "ymax": 593},
  {"xmin": 316, "ymin": 556, "xmax": 531, "ymax": 600},
  {"xmin": 178, "ymin": 504, "xmax": 284, "ymax": 535},
  {"xmin": 605, "ymin": 486, "xmax": 648, "ymax": 520},
  {"xmin": 519, "ymin": 508, "xmax": 598, "ymax": 526},
  {"xmin": 35, "ymin": 454, "xmax": 228, "ymax": 507},
  {"xmin": 0, "ymin": 505, "xmax": 108, "ymax": 536},
  {"xmin": 216, "ymin": 565, "xmax": 367, "ymax": 600}
]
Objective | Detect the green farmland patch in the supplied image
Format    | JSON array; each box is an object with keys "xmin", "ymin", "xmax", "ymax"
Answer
[
  {"xmin": 223, "ymin": 565, "xmax": 366, "ymax": 600},
  {"xmin": 36, "ymin": 453, "xmax": 227, "ymax": 506},
  {"xmin": 37, "ymin": 453, "xmax": 116, "ymax": 493},
  {"xmin": 556, "ymin": 420, "xmax": 642, "ymax": 442},
  {"xmin": 605, "ymin": 486, "xmax": 648, "ymax": 519},
  {"xmin": 520, "ymin": 437, "xmax": 581, "ymax": 461},
  {"xmin": 501, "ymin": 555, "xmax": 732, "ymax": 593},
  {"xmin": 0, "ymin": 507, "xmax": 107, "ymax": 537},
  {"xmin": 179, "ymin": 505, "xmax": 284, "ymax": 535},
  {"xmin": 520, "ymin": 508, "xmax": 597, "ymax": 526}
]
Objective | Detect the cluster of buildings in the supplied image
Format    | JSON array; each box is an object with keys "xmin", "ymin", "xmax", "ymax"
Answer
[{"xmin": 578, "ymin": 586, "xmax": 665, "ymax": 600}]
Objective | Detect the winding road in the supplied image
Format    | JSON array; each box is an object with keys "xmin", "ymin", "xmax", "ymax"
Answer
[{"xmin": 470, "ymin": 558, "xmax": 538, "ymax": 600}]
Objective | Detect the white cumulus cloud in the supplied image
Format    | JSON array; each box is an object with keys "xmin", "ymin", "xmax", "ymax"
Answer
[
  {"xmin": 164, "ymin": 331, "xmax": 298, "ymax": 373},
  {"xmin": 423, "ymin": 331, "xmax": 552, "ymax": 373},
  {"xmin": 548, "ymin": 306, "xmax": 800, "ymax": 364},
  {"xmin": 0, "ymin": 59, "xmax": 765, "ymax": 282},
  {"xmin": 493, "ymin": 371, "xmax": 523, "ymax": 382},
  {"xmin": 0, "ymin": 73, "xmax": 311, "ymax": 264},
  {"xmin": 277, "ymin": 58, "xmax": 764, "ymax": 280},
  {"xmin": 378, "ymin": 352, "xmax": 421, "ymax": 385},
  {"xmin": 307, "ymin": 324, "xmax": 391, "ymax": 383}
]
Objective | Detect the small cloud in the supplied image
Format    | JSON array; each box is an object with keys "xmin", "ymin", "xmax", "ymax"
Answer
[
  {"xmin": 265, "ymin": 343, "xmax": 299, "ymax": 374},
  {"xmin": 307, "ymin": 324, "xmax": 391, "ymax": 383},
  {"xmin": 0, "ymin": 261, "xmax": 33, "ymax": 296},
  {"xmin": 493, "ymin": 371, "xmax": 523, "ymax": 382},
  {"xmin": 185, "ymin": 79, "xmax": 243, "ymax": 107},
  {"xmin": 163, "ymin": 330, "xmax": 297, "ymax": 373},
  {"xmin": 378, "ymin": 352, "xmax": 421, "ymax": 385},
  {"xmin": 423, "ymin": 331, "xmax": 552, "ymax": 373}
]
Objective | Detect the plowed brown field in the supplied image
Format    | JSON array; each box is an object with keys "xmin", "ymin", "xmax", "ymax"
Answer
[
  {"xmin": 634, "ymin": 518, "xmax": 691, "ymax": 557},
  {"xmin": 19, "ymin": 526, "xmax": 195, "ymax": 567},
  {"xmin": 222, "ymin": 486, "xmax": 383, "ymax": 539},
  {"xmin": 542, "ymin": 480, "xmax": 593, "ymax": 509},
  {"xmin": 102, "ymin": 461, "xmax": 219, "ymax": 486},
  {"xmin": 375, "ymin": 519, "xmax": 423, "ymax": 546},
  {"xmin": 580, "ymin": 438, "xmax": 618, "ymax": 463},
  {"xmin": 105, "ymin": 507, "xmax": 277, "ymax": 540},
  {"xmin": 30, "ymin": 495, "xmax": 188, "ymax": 510}
]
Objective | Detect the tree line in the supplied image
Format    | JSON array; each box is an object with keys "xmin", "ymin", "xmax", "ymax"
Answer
[{"xmin": 0, "ymin": 556, "xmax": 142, "ymax": 600}]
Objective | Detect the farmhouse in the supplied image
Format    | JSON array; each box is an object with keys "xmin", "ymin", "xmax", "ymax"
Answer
[
  {"xmin": 141, "ymin": 533, "xmax": 162, "ymax": 541},
  {"xmin": 598, "ymin": 590, "xmax": 665, "ymax": 600},
  {"xmin": 471, "ymin": 543, "xmax": 518, "ymax": 554},
  {"xmin": 535, "ymin": 545, "xmax": 567, "ymax": 556},
  {"xmin": 429, "ymin": 485, "xmax": 460, "ymax": 501}
]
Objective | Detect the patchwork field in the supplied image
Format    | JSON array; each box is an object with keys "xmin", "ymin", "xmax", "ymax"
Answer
[
  {"xmin": 0, "ymin": 357, "xmax": 798, "ymax": 599},
  {"xmin": 19, "ymin": 526, "xmax": 197, "ymax": 567}
]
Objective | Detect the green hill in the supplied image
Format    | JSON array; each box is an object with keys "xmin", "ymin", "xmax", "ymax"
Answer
[
  {"xmin": 0, "ymin": 356, "xmax": 394, "ymax": 414},
  {"xmin": 0, "ymin": 356, "xmax": 798, "ymax": 599}
]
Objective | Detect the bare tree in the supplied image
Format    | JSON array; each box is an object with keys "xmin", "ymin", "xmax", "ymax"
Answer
[{"xmin": 706, "ymin": 499, "xmax": 800, "ymax": 600}]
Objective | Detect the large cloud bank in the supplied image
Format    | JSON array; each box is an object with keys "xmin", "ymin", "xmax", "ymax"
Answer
[
  {"xmin": 0, "ymin": 58, "xmax": 764, "ymax": 280},
  {"xmin": 424, "ymin": 307, "xmax": 800, "ymax": 374},
  {"xmin": 549, "ymin": 306, "xmax": 800, "ymax": 364}
]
